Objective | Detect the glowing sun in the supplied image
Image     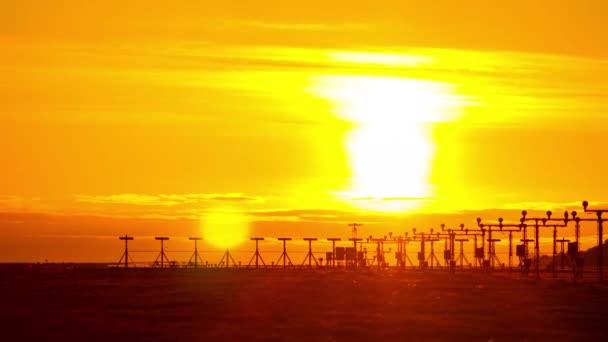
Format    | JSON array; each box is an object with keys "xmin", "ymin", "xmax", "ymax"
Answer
[
  {"xmin": 201, "ymin": 210, "xmax": 250, "ymax": 249},
  {"xmin": 311, "ymin": 74, "xmax": 462, "ymax": 212}
]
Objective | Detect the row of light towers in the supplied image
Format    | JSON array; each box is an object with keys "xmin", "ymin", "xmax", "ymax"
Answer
[
  {"xmin": 114, "ymin": 201, "xmax": 606, "ymax": 281},
  {"xmin": 117, "ymin": 236, "xmax": 204, "ymax": 268}
]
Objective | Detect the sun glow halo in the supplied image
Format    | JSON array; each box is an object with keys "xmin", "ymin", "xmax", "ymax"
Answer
[
  {"xmin": 201, "ymin": 210, "xmax": 250, "ymax": 249},
  {"xmin": 311, "ymin": 75, "xmax": 463, "ymax": 212}
]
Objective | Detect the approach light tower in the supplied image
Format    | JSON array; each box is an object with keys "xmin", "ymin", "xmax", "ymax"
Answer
[
  {"xmin": 348, "ymin": 223, "xmax": 363, "ymax": 269},
  {"xmin": 188, "ymin": 237, "xmax": 203, "ymax": 268},
  {"xmin": 521, "ymin": 210, "xmax": 570, "ymax": 279},
  {"xmin": 582, "ymin": 201, "xmax": 608, "ymax": 282},
  {"xmin": 117, "ymin": 235, "xmax": 136, "ymax": 268},
  {"xmin": 349, "ymin": 223, "xmax": 363, "ymax": 240}
]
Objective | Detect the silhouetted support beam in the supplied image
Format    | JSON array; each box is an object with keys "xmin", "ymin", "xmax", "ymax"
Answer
[
  {"xmin": 188, "ymin": 237, "xmax": 203, "ymax": 268},
  {"xmin": 371, "ymin": 238, "xmax": 386, "ymax": 269},
  {"xmin": 349, "ymin": 238, "xmax": 362, "ymax": 269},
  {"xmin": 117, "ymin": 235, "xmax": 135, "ymax": 268},
  {"xmin": 582, "ymin": 201, "xmax": 608, "ymax": 282},
  {"xmin": 154, "ymin": 237, "xmax": 170, "ymax": 268},
  {"xmin": 248, "ymin": 237, "xmax": 266, "ymax": 268},
  {"xmin": 327, "ymin": 238, "xmax": 341, "ymax": 268},
  {"xmin": 219, "ymin": 249, "xmax": 237, "ymax": 268},
  {"xmin": 455, "ymin": 238, "xmax": 470, "ymax": 269},
  {"xmin": 557, "ymin": 238, "xmax": 570, "ymax": 272},
  {"xmin": 276, "ymin": 238, "xmax": 293, "ymax": 268},
  {"xmin": 302, "ymin": 238, "xmax": 319, "ymax": 268},
  {"xmin": 426, "ymin": 236, "xmax": 441, "ymax": 269}
]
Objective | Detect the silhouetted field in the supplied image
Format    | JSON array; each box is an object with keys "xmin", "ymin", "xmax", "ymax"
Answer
[{"xmin": 1, "ymin": 265, "xmax": 607, "ymax": 341}]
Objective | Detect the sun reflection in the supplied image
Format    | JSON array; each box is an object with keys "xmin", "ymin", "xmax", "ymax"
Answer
[
  {"xmin": 310, "ymin": 75, "xmax": 464, "ymax": 212},
  {"xmin": 201, "ymin": 209, "xmax": 250, "ymax": 249}
]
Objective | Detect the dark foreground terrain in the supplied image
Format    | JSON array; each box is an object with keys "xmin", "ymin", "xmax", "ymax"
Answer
[{"xmin": 1, "ymin": 266, "xmax": 607, "ymax": 341}]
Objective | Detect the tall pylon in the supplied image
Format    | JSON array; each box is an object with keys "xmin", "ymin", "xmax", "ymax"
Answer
[
  {"xmin": 188, "ymin": 237, "xmax": 203, "ymax": 268},
  {"xmin": 116, "ymin": 235, "xmax": 136, "ymax": 268},
  {"xmin": 327, "ymin": 238, "xmax": 341, "ymax": 268},
  {"xmin": 153, "ymin": 237, "xmax": 171, "ymax": 268},
  {"xmin": 348, "ymin": 223, "xmax": 363, "ymax": 240},
  {"xmin": 248, "ymin": 237, "xmax": 266, "ymax": 268},
  {"xmin": 301, "ymin": 238, "xmax": 319, "ymax": 268},
  {"xmin": 370, "ymin": 238, "xmax": 386, "ymax": 269},
  {"xmin": 276, "ymin": 238, "xmax": 293, "ymax": 268},
  {"xmin": 455, "ymin": 238, "xmax": 470, "ymax": 268},
  {"xmin": 488, "ymin": 238, "xmax": 502, "ymax": 269},
  {"xmin": 426, "ymin": 236, "xmax": 441, "ymax": 269}
]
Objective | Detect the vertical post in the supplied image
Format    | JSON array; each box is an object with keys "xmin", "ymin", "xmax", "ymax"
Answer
[
  {"xmin": 509, "ymin": 231, "xmax": 513, "ymax": 270},
  {"xmin": 449, "ymin": 232, "xmax": 455, "ymax": 271},
  {"xmin": 430, "ymin": 239, "xmax": 434, "ymax": 269},
  {"xmin": 598, "ymin": 212, "xmax": 604, "ymax": 282},
  {"xmin": 124, "ymin": 237, "xmax": 129, "ymax": 268},
  {"xmin": 283, "ymin": 240, "xmax": 287, "ymax": 268},
  {"xmin": 154, "ymin": 237, "xmax": 170, "ymax": 268},
  {"xmin": 474, "ymin": 235, "xmax": 477, "ymax": 267},
  {"xmin": 255, "ymin": 239, "xmax": 259, "ymax": 268},
  {"xmin": 194, "ymin": 239, "xmax": 198, "ymax": 268},
  {"xmin": 353, "ymin": 239, "xmax": 357, "ymax": 269},
  {"xmin": 535, "ymin": 222, "xmax": 540, "ymax": 279},
  {"xmin": 523, "ymin": 225, "xmax": 528, "ymax": 257},
  {"xmin": 403, "ymin": 239, "xmax": 408, "ymax": 269},
  {"xmin": 460, "ymin": 240, "xmax": 464, "ymax": 268},
  {"xmin": 308, "ymin": 239, "xmax": 312, "ymax": 268},
  {"xmin": 421, "ymin": 233, "xmax": 426, "ymax": 268},
  {"xmin": 277, "ymin": 238, "xmax": 292, "ymax": 268},
  {"xmin": 333, "ymin": 240, "xmax": 336, "ymax": 268},
  {"xmin": 349, "ymin": 238, "xmax": 362, "ymax": 269},
  {"xmin": 552, "ymin": 226, "xmax": 557, "ymax": 278},
  {"xmin": 481, "ymin": 230, "xmax": 486, "ymax": 264},
  {"xmin": 188, "ymin": 237, "xmax": 202, "ymax": 268},
  {"xmin": 488, "ymin": 227, "xmax": 493, "ymax": 270},
  {"xmin": 327, "ymin": 238, "xmax": 341, "ymax": 268},
  {"xmin": 561, "ymin": 240, "xmax": 565, "ymax": 271}
]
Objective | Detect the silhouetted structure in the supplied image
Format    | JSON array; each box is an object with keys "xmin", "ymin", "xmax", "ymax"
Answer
[
  {"xmin": 426, "ymin": 232, "xmax": 441, "ymax": 269},
  {"xmin": 348, "ymin": 223, "xmax": 363, "ymax": 240},
  {"xmin": 455, "ymin": 238, "xmax": 470, "ymax": 268},
  {"xmin": 219, "ymin": 249, "xmax": 237, "ymax": 268},
  {"xmin": 557, "ymin": 237, "xmax": 571, "ymax": 272},
  {"xmin": 477, "ymin": 218, "xmax": 503, "ymax": 270},
  {"xmin": 520, "ymin": 212, "xmax": 545, "ymax": 278},
  {"xmin": 104, "ymin": 200, "xmax": 608, "ymax": 281},
  {"xmin": 117, "ymin": 235, "xmax": 136, "ymax": 268},
  {"xmin": 395, "ymin": 234, "xmax": 414, "ymax": 269},
  {"xmin": 411, "ymin": 228, "xmax": 427, "ymax": 269},
  {"xmin": 349, "ymin": 237, "xmax": 363, "ymax": 268},
  {"xmin": 153, "ymin": 237, "xmax": 170, "ymax": 268},
  {"xmin": 327, "ymin": 238, "xmax": 341, "ymax": 268},
  {"xmin": 248, "ymin": 238, "xmax": 266, "ymax": 268},
  {"xmin": 582, "ymin": 201, "xmax": 607, "ymax": 282},
  {"xmin": 521, "ymin": 210, "xmax": 570, "ymax": 278},
  {"xmin": 440, "ymin": 225, "xmax": 456, "ymax": 271},
  {"xmin": 370, "ymin": 238, "xmax": 387, "ymax": 269},
  {"xmin": 301, "ymin": 238, "xmax": 319, "ymax": 268},
  {"xmin": 276, "ymin": 238, "xmax": 293, "ymax": 268},
  {"xmin": 188, "ymin": 237, "xmax": 203, "ymax": 268}
]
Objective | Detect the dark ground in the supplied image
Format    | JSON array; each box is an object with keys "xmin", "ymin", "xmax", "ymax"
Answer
[{"xmin": 1, "ymin": 266, "xmax": 607, "ymax": 341}]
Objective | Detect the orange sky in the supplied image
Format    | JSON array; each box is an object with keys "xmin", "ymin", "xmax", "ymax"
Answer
[{"xmin": 1, "ymin": 1, "xmax": 608, "ymax": 262}]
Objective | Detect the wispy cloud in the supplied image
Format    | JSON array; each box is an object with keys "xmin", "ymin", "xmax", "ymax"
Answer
[
  {"xmin": 75, "ymin": 193, "xmax": 267, "ymax": 206},
  {"xmin": 224, "ymin": 20, "xmax": 365, "ymax": 32}
]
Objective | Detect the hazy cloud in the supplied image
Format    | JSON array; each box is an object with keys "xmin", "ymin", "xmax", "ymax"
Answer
[{"xmin": 76, "ymin": 193, "xmax": 266, "ymax": 206}]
